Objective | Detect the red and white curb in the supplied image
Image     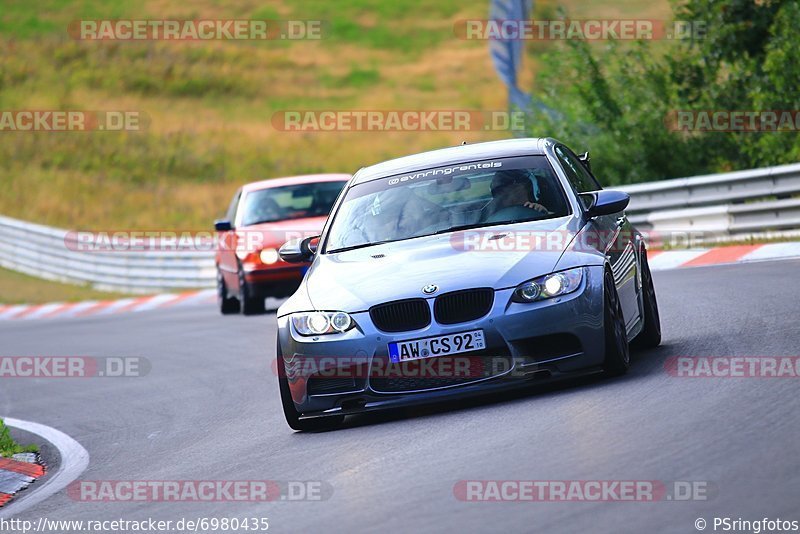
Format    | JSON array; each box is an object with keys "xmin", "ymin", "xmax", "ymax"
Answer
[
  {"xmin": 0, "ymin": 289, "xmax": 216, "ymax": 322},
  {"xmin": 0, "ymin": 455, "xmax": 46, "ymax": 507},
  {"xmin": 0, "ymin": 243, "xmax": 799, "ymax": 322},
  {"xmin": 647, "ymin": 242, "xmax": 800, "ymax": 271},
  {"xmin": 0, "ymin": 418, "xmax": 89, "ymax": 517}
]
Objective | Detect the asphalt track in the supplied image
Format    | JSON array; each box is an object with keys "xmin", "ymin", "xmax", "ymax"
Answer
[{"xmin": 1, "ymin": 259, "xmax": 799, "ymax": 533}]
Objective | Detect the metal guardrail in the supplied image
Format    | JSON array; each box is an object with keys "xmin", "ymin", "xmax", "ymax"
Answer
[
  {"xmin": 0, "ymin": 162, "xmax": 798, "ymax": 294},
  {"xmin": 619, "ymin": 162, "xmax": 800, "ymax": 234},
  {"xmin": 0, "ymin": 215, "xmax": 216, "ymax": 293}
]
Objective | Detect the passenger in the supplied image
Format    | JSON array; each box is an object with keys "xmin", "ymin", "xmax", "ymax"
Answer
[{"xmin": 368, "ymin": 187, "xmax": 450, "ymax": 241}]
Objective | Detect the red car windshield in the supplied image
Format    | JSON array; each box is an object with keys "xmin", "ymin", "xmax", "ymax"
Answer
[{"xmin": 240, "ymin": 181, "xmax": 346, "ymax": 226}]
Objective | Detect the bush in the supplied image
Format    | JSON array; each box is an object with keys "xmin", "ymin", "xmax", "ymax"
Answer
[
  {"xmin": 0, "ymin": 419, "xmax": 38, "ymax": 458},
  {"xmin": 526, "ymin": 0, "xmax": 800, "ymax": 185}
]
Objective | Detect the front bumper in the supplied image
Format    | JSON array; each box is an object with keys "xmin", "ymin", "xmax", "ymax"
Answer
[{"xmin": 276, "ymin": 265, "xmax": 606, "ymax": 419}]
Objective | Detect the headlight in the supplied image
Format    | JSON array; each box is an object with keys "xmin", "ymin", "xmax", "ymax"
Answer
[
  {"xmin": 259, "ymin": 248, "xmax": 280, "ymax": 265},
  {"xmin": 512, "ymin": 267, "xmax": 584, "ymax": 303},
  {"xmin": 291, "ymin": 311, "xmax": 354, "ymax": 336}
]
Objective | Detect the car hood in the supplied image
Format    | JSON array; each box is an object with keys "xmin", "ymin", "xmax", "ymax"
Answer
[
  {"xmin": 302, "ymin": 217, "xmax": 583, "ymax": 313},
  {"xmin": 238, "ymin": 216, "xmax": 327, "ymax": 254}
]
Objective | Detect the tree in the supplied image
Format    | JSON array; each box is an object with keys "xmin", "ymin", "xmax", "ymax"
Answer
[{"xmin": 526, "ymin": 0, "xmax": 800, "ymax": 184}]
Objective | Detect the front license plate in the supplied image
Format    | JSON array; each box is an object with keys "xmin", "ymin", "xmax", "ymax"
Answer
[{"xmin": 388, "ymin": 330, "xmax": 485, "ymax": 363}]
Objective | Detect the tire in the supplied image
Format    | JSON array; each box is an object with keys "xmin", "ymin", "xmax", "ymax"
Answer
[
  {"xmin": 632, "ymin": 249, "xmax": 662, "ymax": 349},
  {"xmin": 217, "ymin": 269, "xmax": 240, "ymax": 315},
  {"xmin": 276, "ymin": 339, "xmax": 344, "ymax": 431},
  {"xmin": 239, "ymin": 269, "xmax": 266, "ymax": 315},
  {"xmin": 603, "ymin": 269, "xmax": 631, "ymax": 377}
]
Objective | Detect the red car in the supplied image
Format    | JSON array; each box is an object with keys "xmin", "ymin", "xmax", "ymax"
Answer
[{"xmin": 214, "ymin": 174, "xmax": 350, "ymax": 315}]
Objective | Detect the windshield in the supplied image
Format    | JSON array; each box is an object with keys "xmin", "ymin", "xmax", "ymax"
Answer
[
  {"xmin": 324, "ymin": 156, "xmax": 569, "ymax": 253},
  {"xmin": 239, "ymin": 181, "xmax": 346, "ymax": 226}
]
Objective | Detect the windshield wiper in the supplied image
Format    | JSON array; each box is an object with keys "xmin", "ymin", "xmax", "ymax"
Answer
[
  {"xmin": 244, "ymin": 219, "xmax": 283, "ymax": 225},
  {"xmin": 327, "ymin": 240, "xmax": 396, "ymax": 254},
  {"xmin": 431, "ymin": 223, "xmax": 492, "ymax": 235}
]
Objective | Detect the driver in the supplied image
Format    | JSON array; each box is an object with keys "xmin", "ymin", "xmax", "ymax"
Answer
[
  {"xmin": 245, "ymin": 196, "xmax": 284, "ymax": 225},
  {"xmin": 481, "ymin": 169, "xmax": 548, "ymax": 221}
]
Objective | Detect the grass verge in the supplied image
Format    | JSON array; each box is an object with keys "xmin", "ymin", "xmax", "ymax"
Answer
[
  {"xmin": 0, "ymin": 419, "xmax": 38, "ymax": 457},
  {"xmin": 0, "ymin": 266, "xmax": 134, "ymax": 305}
]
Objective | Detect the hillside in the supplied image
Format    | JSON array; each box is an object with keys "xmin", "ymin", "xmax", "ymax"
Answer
[{"xmin": 0, "ymin": 0, "xmax": 670, "ymax": 230}]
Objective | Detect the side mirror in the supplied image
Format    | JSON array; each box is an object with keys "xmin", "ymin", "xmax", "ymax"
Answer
[
  {"xmin": 582, "ymin": 190, "xmax": 630, "ymax": 218},
  {"xmin": 278, "ymin": 235, "xmax": 319, "ymax": 263},
  {"xmin": 214, "ymin": 219, "xmax": 232, "ymax": 232},
  {"xmin": 578, "ymin": 152, "xmax": 591, "ymax": 172}
]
